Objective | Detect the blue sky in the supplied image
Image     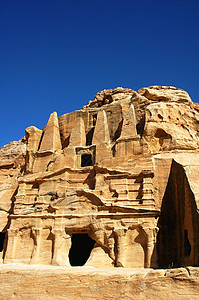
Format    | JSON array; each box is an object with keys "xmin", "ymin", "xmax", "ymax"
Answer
[{"xmin": 1, "ymin": 0, "xmax": 199, "ymax": 148}]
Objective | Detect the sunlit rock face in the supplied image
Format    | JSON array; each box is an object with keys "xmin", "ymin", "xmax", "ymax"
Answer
[{"xmin": 0, "ymin": 85, "xmax": 199, "ymax": 269}]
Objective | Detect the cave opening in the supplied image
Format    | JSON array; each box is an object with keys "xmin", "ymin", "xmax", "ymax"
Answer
[{"xmin": 69, "ymin": 233, "xmax": 95, "ymax": 266}]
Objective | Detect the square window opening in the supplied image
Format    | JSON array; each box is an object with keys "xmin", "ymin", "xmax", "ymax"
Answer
[{"xmin": 81, "ymin": 154, "xmax": 92, "ymax": 167}]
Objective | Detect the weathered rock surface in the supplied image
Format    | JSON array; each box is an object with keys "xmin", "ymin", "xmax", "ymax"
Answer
[
  {"xmin": 0, "ymin": 139, "xmax": 26, "ymax": 231},
  {"xmin": 138, "ymin": 85, "xmax": 193, "ymax": 103},
  {"xmin": 0, "ymin": 265, "xmax": 198, "ymax": 300}
]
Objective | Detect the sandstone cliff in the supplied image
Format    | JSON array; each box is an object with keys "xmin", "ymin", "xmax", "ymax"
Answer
[{"xmin": 0, "ymin": 85, "xmax": 198, "ymax": 273}]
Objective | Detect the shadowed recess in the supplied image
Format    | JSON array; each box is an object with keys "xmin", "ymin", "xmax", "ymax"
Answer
[
  {"xmin": 69, "ymin": 234, "xmax": 95, "ymax": 266},
  {"xmin": 0, "ymin": 233, "xmax": 5, "ymax": 252}
]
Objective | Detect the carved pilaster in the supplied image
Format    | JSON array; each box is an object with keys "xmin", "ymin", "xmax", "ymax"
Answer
[
  {"xmin": 30, "ymin": 228, "xmax": 42, "ymax": 264},
  {"xmin": 108, "ymin": 234, "xmax": 115, "ymax": 261},
  {"xmin": 114, "ymin": 228, "xmax": 127, "ymax": 267},
  {"xmin": 142, "ymin": 227, "xmax": 158, "ymax": 268},
  {"xmin": 4, "ymin": 229, "xmax": 19, "ymax": 263},
  {"xmin": 51, "ymin": 229, "xmax": 71, "ymax": 266}
]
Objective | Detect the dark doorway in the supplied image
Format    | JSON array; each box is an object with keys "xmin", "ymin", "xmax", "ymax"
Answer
[
  {"xmin": 0, "ymin": 232, "xmax": 5, "ymax": 252},
  {"xmin": 81, "ymin": 154, "xmax": 92, "ymax": 167},
  {"xmin": 69, "ymin": 233, "xmax": 95, "ymax": 266}
]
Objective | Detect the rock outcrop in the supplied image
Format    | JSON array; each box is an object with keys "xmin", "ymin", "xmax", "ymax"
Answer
[
  {"xmin": 0, "ymin": 264, "xmax": 198, "ymax": 300},
  {"xmin": 0, "ymin": 85, "xmax": 199, "ymax": 274},
  {"xmin": 0, "ymin": 139, "xmax": 26, "ymax": 232}
]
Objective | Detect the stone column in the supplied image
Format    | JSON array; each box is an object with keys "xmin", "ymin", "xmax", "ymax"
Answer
[
  {"xmin": 51, "ymin": 229, "xmax": 71, "ymax": 266},
  {"xmin": 114, "ymin": 228, "xmax": 127, "ymax": 267},
  {"xmin": 142, "ymin": 227, "xmax": 158, "ymax": 268},
  {"xmin": 108, "ymin": 234, "xmax": 115, "ymax": 261},
  {"xmin": 4, "ymin": 229, "xmax": 19, "ymax": 263},
  {"xmin": 30, "ymin": 228, "xmax": 42, "ymax": 264}
]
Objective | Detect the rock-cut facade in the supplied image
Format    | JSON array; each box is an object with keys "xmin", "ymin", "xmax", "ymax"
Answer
[{"xmin": 0, "ymin": 85, "xmax": 199, "ymax": 268}]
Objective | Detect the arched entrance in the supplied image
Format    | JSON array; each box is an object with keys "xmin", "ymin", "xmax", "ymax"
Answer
[{"xmin": 69, "ymin": 233, "xmax": 95, "ymax": 266}]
